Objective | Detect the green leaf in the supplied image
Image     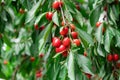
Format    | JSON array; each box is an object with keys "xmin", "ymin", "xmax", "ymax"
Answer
[
  {"xmin": 67, "ymin": 51, "xmax": 75, "ymax": 80},
  {"xmin": 76, "ymin": 54, "xmax": 93, "ymax": 75},
  {"xmin": 77, "ymin": 28, "xmax": 94, "ymax": 47},
  {"xmin": 95, "ymin": 24, "xmax": 103, "ymax": 43},
  {"xmin": 104, "ymin": 27, "xmax": 115, "ymax": 52},
  {"xmin": 89, "ymin": 6, "xmax": 101, "ymax": 27},
  {"xmin": 75, "ymin": 11, "xmax": 83, "ymax": 26},
  {"xmin": 52, "ymin": 11, "xmax": 59, "ymax": 26},
  {"xmin": 2, "ymin": 34, "xmax": 12, "ymax": 47},
  {"xmin": 59, "ymin": 65, "xmax": 67, "ymax": 80},
  {"xmin": 25, "ymin": 0, "xmax": 42, "ymax": 23},
  {"xmin": 76, "ymin": 0, "xmax": 85, "ymax": 3},
  {"xmin": 64, "ymin": 10, "xmax": 73, "ymax": 22},
  {"xmin": 97, "ymin": 44, "xmax": 105, "ymax": 57},
  {"xmin": 110, "ymin": 8, "xmax": 117, "ymax": 25},
  {"xmin": 35, "ymin": 12, "xmax": 46, "ymax": 24},
  {"xmin": 115, "ymin": 30, "xmax": 120, "ymax": 48},
  {"xmin": 38, "ymin": 22, "xmax": 52, "ymax": 52},
  {"xmin": 53, "ymin": 53, "xmax": 61, "ymax": 58}
]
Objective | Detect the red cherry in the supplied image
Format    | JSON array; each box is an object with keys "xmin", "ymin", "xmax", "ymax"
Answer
[
  {"xmin": 52, "ymin": 1, "xmax": 59, "ymax": 10},
  {"xmin": 85, "ymin": 73, "xmax": 92, "ymax": 79},
  {"xmin": 71, "ymin": 31, "xmax": 78, "ymax": 39},
  {"xmin": 55, "ymin": 45, "xmax": 66, "ymax": 53},
  {"xmin": 3, "ymin": 60, "xmax": 8, "ymax": 65},
  {"xmin": 70, "ymin": 24, "xmax": 76, "ymax": 31},
  {"xmin": 113, "ymin": 54, "xmax": 119, "ymax": 61},
  {"xmin": 52, "ymin": 1, "xmax": 63, "ymax": 10},
  {"xmin": 62, "ymin": 51, "xmax": 68, "ymax": 57},
  {"xmin": 39, "ymin": 53, "xmax": 44, "ymax": 58},
  {"xmin": 30, "ymin": 57, "xmax": 35, "ymax": 62},
  {"xmin": 19, "ymin": 8, "xmax": 25, "ymax": 14},
  {"xmin": 60, "ymin": 27, "xmax": 68, "ymax": 36},
  {"xmin": 107, "ymin": 54, "xmax": 113, "ymax": 62},
  {"xmin": 84, "ymin": 52, "xmax": 87, "ymax": 57},
  {"xmin": 39, "ymin": 25, "xmax": 45, "ymax": 31},
  {"xmin": 62, "ymin": 37, "xmax": 71, "ymax": 47},
  {"xmin": 46, "ymin": 12, "xmax": 53, "ymax": 21},
  {"xmin": 52, "ymin": 37, "xmax": 57, "ymax": 42},
  {"xmin": 96, "ymin": 21, "xmax": 101, "ymax": 27},
  {"xmin": 0, "ymin": 34, "xmax": 2, "ymax": 38},
  {"xmin": 103, "ymin": 6, "xmax": 107, "ymax": 11},
  {"xmin": 34, "ymin": 24, "xmax": 39, "ymax": 30},
  {"xmin": 76, "ymin": 4, "xmax": 80, "ymax": 10},
  {"xmin": 52, "ymin": 37, "xmax": 61, "ymax": 48},
  {"xmin": 61, "ymin": 20, "xmax": 65, "ymax": 26},
  {"xmin": 36, "ymin": 71, "xmax": 42, "ymax": 78},
  {"xmin": 59, "ymin": 1, "xmax": 63, "ymax": 8},
  {"xmin": 73, "ymin": 39, "xmax": 81, "ymax": 46},
  {"xmin": 116, "ymin": 62, "xmax": 120, "ymax": 68}
]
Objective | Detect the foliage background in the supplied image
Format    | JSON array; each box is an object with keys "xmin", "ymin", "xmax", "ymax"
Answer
[{"xmin": 0, "ymin": 0, "xmax": 120, "ymax": 80}]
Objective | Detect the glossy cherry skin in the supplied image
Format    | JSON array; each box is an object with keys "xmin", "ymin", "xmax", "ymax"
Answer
[
  {"xmin": 46, "ymin": 12, "xmax": 53, "ymax": 21},
  {"xmin": 60, "ymin": 27, "xmax": 68, "ymax": 36},
  {"xmin": 85, "ymin": 73, "xmax": 92, "ymax": 79},
  {"xmin": 30, "ymin": 57, "xmax": 35, "ymax": 62},
  {"xmin": 62, "ymin": 37, "xmax": 71, "ymax": 47},
  {"xmin": 36, "ymin": 71, "xmax": 42, "ymax": 78},
  {"xmin": 34, "ymin": 24, "xmax": 39, "ymax": 30},
  {"xmin": 70, "ymin": 24, "xmax": 76, "ymax": 31},
  {"xmin": 107, "ymin": 54, "xmax": 113, "ymax": 62},
  {"xmin": 73, "ymin": 39, "xmax": 81, "ymax": 46},
  {"xmin": 52, "ymin": 1, "xmax": 63, "ymax": 10},
  {"xmin": 113, "ymin": 54, "xmax": 119, "ymax": 61},
  {"xmin": 71, "ymin": 31, "xmax": 78, "ymax": 39},
  {"xmin": 55, "ymin": 45, "xmax": 66, "ymax": 53},
  {"xmin": 52, "ymin": 37, "xmax": 61, "ymax": 48},
  {"xmin": 62, "ymin": 51, "xmax": 68, "ymax": 57},
  {"xmin": 96, "ymin": 21, "xmax": 101, "ymax": 27}
]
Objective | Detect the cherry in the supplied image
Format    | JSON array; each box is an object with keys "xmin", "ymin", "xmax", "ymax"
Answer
[
  {"xmin": 52, "ymin": 37, "xmax": 61, "ymax": 48},
  {"xmin": 62, "ymin": 51, "xmax": 68, "ymax": 57},
  {"xmin": 113, "ymin": 54, "xmax": 119, "ymax": 61},
  {"xmin": 84, "ymin": 52, "xmax": 87, "ymax": 57},
  {"xmin": 39, "ymin": 25, "xmax": 45, "ymax": 31},
  {"xmin": 62, "ymin": 37, "xmax": 71, "ymax": 47},
  {"xmin": 76, "ymin": 4, "xmax": 80, "ymax": 10},
  {"xmin": 73, "ymin": 39, "xmax": 81, "ymax": 46},
  {"xmin": 85, "ymin": 73, "xmax": 92, "ymax": 79},
  {"xmin": 55, "ymin": 45, "xmax": 66, "ymax": 53},
  {"xmin": 19, "ymin": 8, "xmax": 25, "ymax": 14},
  {"xmin": 107, "ymin": 54, "xmax": 113, "ymax": 62},
  {"xmin": 96, "ymin": 21, "xmax": 101, "ymax": 28},
  {"xmin": 34, "ymin": 24, "xmax": 39, "ymax": 30},
  {"xmin": 46, "ymin": 12, "xmax": 53, "ymax": 21},
  {"xmin": 0, "ymin": 34, "xmax": 2, "ymax": 38},
  {"xmin": 30, "ymin": 57, "xmax": 35, "ymax": 62},
  {"xmin": 71, "ymin": 31, "xmax": 78, "ymax": 39},
  {"xmin": 70, "ymin": 24, "xmax": 76, "ymax": 31},
  {"xmin": 52, "ymin": 37, "xmax": 58, "ymax": 42},
  {"xmin": 39, "ymin": 53, "xmax": 44, "ymax": 58},
  {"xmin": 3, "ymin": 60, "xmax": 8, "ymax": 65},
  {"xmin": 103, "ymin": 6, "xmax": 107, "ymax": 11},
  {"xmin": 52, "ymin": 1, "xmax": 63, "ymax": 10},
  {"xmin": 116, "ymin": 62, "xmax": 120, "ymax": 69},
  {"xmin": 60, "ymin": 27, "xmax": 68, "ymax": 36},
  {"xmin": 102, "ymin": 27, "xmax": 105, "ymax": 33},
  {"xmin": 36, "ymin": 71, "xmax": 42, "ymax": 78},
  {"xmin": 61, "ymin": 20, "xmax": 65, "ymax": 26}
]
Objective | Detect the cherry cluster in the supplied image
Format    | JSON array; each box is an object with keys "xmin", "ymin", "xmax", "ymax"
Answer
[
  {"xmin": 107, "ymin": 54, "xmax": 119, "ymax": 62},
  {"xmin": 45, "ymin": 1, "xmax": 81, "ymax": 57},
  {"xmin": 52, "ymin": 23, "xmax": 81, "ymax": 57}
]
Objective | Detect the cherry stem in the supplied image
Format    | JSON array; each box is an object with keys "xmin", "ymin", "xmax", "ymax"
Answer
[{"xmin": 59, "ymin": 0, "xmax": 66, "ymax": 26}]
